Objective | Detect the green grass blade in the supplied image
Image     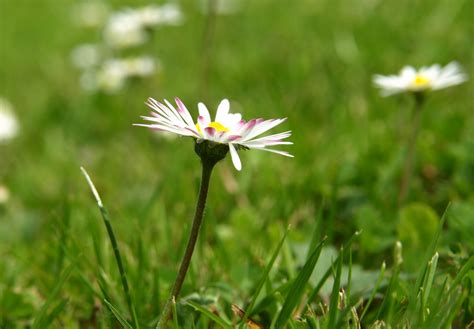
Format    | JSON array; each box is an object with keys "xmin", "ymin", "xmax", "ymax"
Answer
[
  {"xmin": 81, "ymin": 167, "xmax": 140, "ymax": 329},
  {"xmin": 186, "ymin": 300, "xmax": 232, "ymax": 328},
  {"xmin": 172, "ymin": 297, "xmax": 179, "ymax": 329},
  {"xmin": 405, "ymin": 205, "xmax": 449, "ymax": 321},
  {"xmin": 32, "ymin": 262, "xmax": 75, "ymax": 328},
  {"xmin": 307, "ymin": 202, "xmax": 324, "ymax": 260},
  {"xmin": 274, "ymin": 237, "xmax": 327, "ymax": 328},
  {"xmin": 421, "ymin": 253, "xmax": 439, "ymax": 311},
  {"xmin": 346, "ymin": 248, "xmax": 352, "ymax": 305},
  {"xmin": 307, "ymin": 231, "xmax": 361, "ymax": 305},
  {"xmin": 375, "ymin": 268, "xmax": 398, "ymax": 321},
  {"xmin": 359, "ymin": 261, "xmax": 386, "ymax": 323},
  {"xmin": 327, "ymin": 248, "xmax": 343, "ymax": 329},
  {"xmin": 412, "ymin": 204, "xmax": 449, "ymax": 300},
  {"xmin": 41, "ymin": 299, "xmax": 69, "ymax": 328},
  {"xmin": 425, "ymin": 277, "xmax": 448, "ymax": 327},
  {"xmin": 245, "ymin": 225, "xmax": 291, "ymax": 320},
  {"xmin": 103, "ymin": 298, "xmax": 133, "ymax": 329},
  {"xmin": 448, "ymin": 255, "xmax": 474, "ymax": 295},
  {"xmin": 438, "ymin": 289, "xmax": 467, "ymax": 328}
]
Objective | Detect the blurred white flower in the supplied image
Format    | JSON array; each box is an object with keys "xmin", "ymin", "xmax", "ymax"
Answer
[
  {"xmin": 70, "ymin": 44, "xmax": 101, "ymax": 69},
  {"xmin": 137, "ymin": 4, "xmax": 183, "ymax": 26},
  {"xmin": 104, "ymin": 11, "xmax": 148, "ymax": 49},
  {"xmin": 123, "ymin": 56, "xmax": 157, "ymax": 77},
  {"xmin": 94, "ymin": 57, "xmax": 157, "ymax": 93},
  {"xmin": 73, "ymin": 1, "xmax": 109, "ymax": 28},
  {"xmin": 96, "ymin": 59, "xmax": 128, "ymax": 93},
  {"xmin": 0, "ymin": 185, "xmax": 10, "ymax": 204},
  {"xmin": 373, "ymin": 62, "xmax": 468, "ymax": 96},
  {"xmin": 103, "ymin": 4, "xmax": 183, "ymax": 48},
  {"xmin": 0, "ymin": 97, "xmax": 19, "ymax": 142},
  {"xmin": 136, "ymin": 98, "xmax": 293, "ymax": 171}
]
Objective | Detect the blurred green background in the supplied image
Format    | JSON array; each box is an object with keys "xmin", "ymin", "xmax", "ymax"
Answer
[{"xmin": 0, "ymin": 0, "xmax": 472, "ymax": 327}]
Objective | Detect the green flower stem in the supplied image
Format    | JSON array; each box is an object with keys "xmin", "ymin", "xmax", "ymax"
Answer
[
  {"xmin": 157, "ymin": 160, "xmax": 216, "ymax": 328},
  {"xmin": 398, "ymin": 93, "xmax": 425, "ymax": 206}
]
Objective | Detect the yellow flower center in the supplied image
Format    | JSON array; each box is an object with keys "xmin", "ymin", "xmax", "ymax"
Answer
[
  {"xmin": 196, "ymin": 121, "xmax": 229, "ymax": 134},
  {"xmin": 412, "ymin": 75, "xmax": 430, "ymax": 87}
]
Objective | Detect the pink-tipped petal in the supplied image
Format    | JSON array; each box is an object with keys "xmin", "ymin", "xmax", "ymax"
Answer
[
  {"xmin": 242, "ymin": 118, "xmax": 287, "ymax": 141},
  {"xmin": 198, "ymin": 102, "xmax": 211, "ymax": 123},
  {"xmin": 164, "ymin": 99, "xmax": 188, "ymax": 125},
  {"xmin": 197, "ymin": 115, "xmax": 207, "ymax": 130},
  {"xmin": 238, "ymin": 119, "xmax": 257, "ymax": 136},
  {"xmin": 225, "ymin": 135, "xmax": 242, "ymax": 142},
  {"xmin": 203, "ymin": 127, "xmax": 216, "ymax": 140},
  {"xmin": 174, "ymin": 97, "xmax": 196, "ymax": 128}
]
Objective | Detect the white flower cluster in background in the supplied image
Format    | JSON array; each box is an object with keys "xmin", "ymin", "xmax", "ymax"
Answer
[
  {"xmin": 95, "ymin": 57, "xmax": 158, "ymax": 93},
  {"xmin": 104, "ymin": 4, "xmax": 183, "ymax": 48},
  {"xmin": 0, "ymin": 97, "xmax": 19, "ymax": 142},
  {"xmin": 70, "ymin": 2, "xmax": 182, "ymax": 93}
]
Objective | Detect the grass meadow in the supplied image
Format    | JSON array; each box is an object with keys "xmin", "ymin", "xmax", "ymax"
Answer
[{"xmin": 0, "ymin": 0, "xmax": 473, "ymax": 327}]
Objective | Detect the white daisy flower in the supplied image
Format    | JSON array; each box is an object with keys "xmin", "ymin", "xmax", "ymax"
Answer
[
  {"xmin": 373, "ymin": 62, "xmax": 467, "ymax": 96},
  {"xmin": 136, "ymin": 98, "xmax": 293, "ymax": 171},
  {"xmin": 0, "ymin": 97, "xmax": 19, "ymax": 142}
]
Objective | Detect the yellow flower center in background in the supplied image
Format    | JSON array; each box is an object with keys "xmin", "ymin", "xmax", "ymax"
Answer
[
  {"xmin": 196, "ymin": 121, "xmax": 229, "ymax": 134},
  {"xmin": 412, "ymin": 75, "xmax": 430, "ymax": 88}
]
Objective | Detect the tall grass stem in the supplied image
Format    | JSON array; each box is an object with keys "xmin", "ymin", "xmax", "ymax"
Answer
[{"xmin": 81, "ymin": 167, "xmax": 140, "ymax": 329}]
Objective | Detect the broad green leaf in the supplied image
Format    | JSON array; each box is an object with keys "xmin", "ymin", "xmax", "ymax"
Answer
[{"xmin": 396, "ymin": 203, "xmax": 439, "ymax": 272}]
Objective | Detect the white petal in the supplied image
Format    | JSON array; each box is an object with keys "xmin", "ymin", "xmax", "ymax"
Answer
[
  {"xmin": 243, "ymin": 140, "xmax": 293, "ymax": 147},
  {"xmin": 246, "ymin": 130, "xmax": 291, "ymax": 143},
  {"xmin": 133, "ymin": 123, "xmax": 194, "ymax": 136},
  {"xmin": 221, "ymin": 112, "xmax": 242, "ymax": 129},
  {"xmin": 372, "ymin": 75, "xmax": 407, "ymax": 96},
  {"xmin": 250, "ymin": 146, "xmax": 294, "ymax": 157},
  {"xmin": 400, "ymin": 66, "xmax": 416, "ymax": 79},
  {"xmin": 146, "ymin": 98, "xmax": 182, "ymax": 123},
  {"xmin": 229, "ymin": 143, "xmax": 242, "ymax": 171},
  {"xmin": 215, "ymin": 99, "xmax": 230, "ymax": 122}
]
